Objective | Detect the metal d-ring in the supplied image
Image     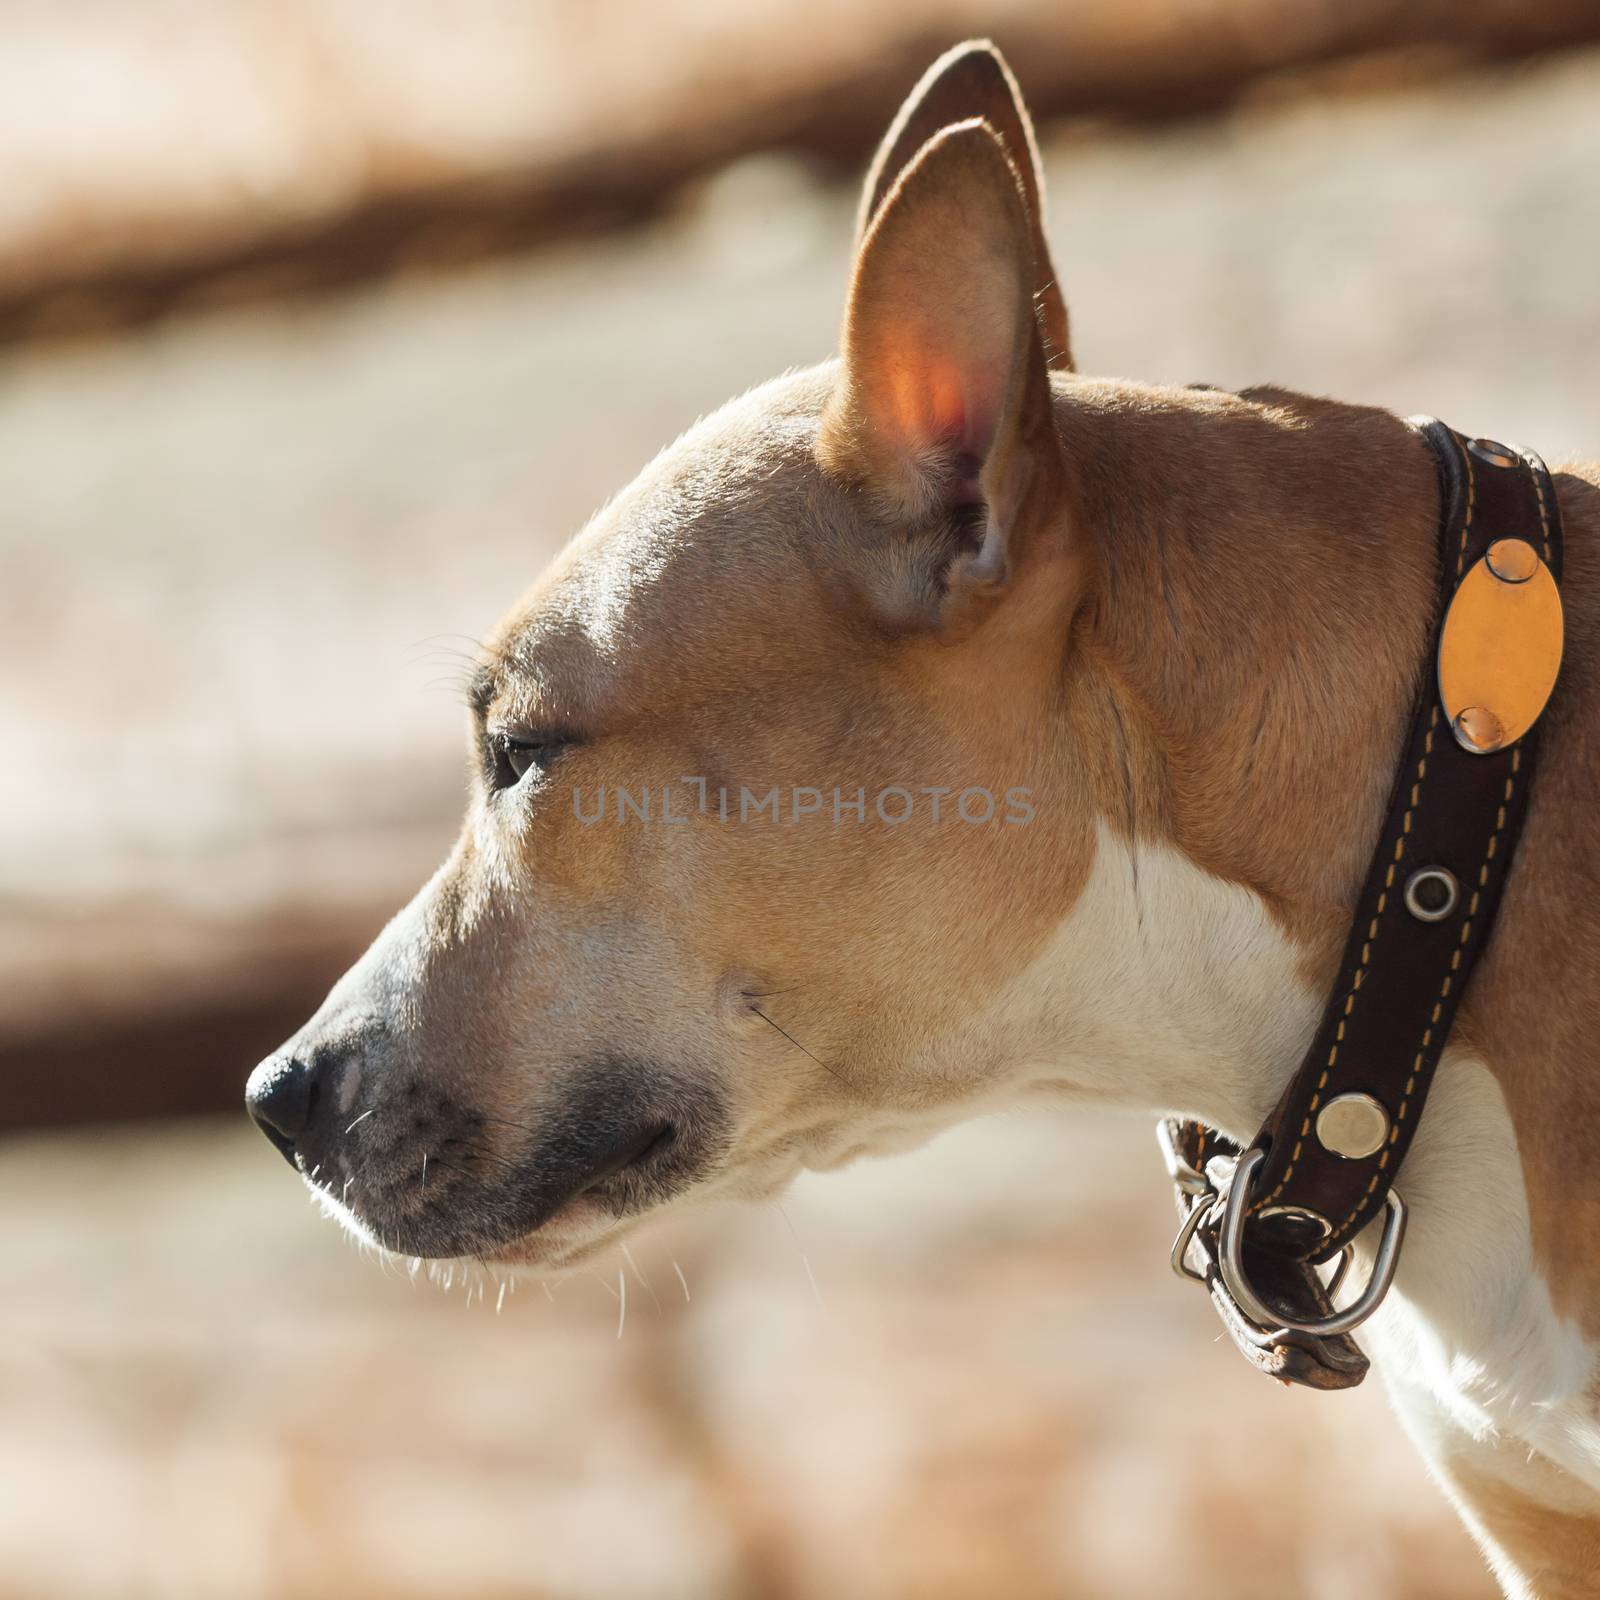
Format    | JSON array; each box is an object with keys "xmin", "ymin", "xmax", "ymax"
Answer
[
  {"xmin": 1169, "ymin": 1192, "xmax": 1219, "ymax": 1284},
  {"xmin": 1322, "ymin": 1246, "xmax": 1354, "ymax": 1303},
  {"xmin": 1217, "ymin": 1147, "xmax": 1408, "ymax": 1338}
]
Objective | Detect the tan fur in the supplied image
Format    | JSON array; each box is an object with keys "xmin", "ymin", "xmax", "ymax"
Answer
[
  {"xmin": 857, "ymin": 39, "xmax": 1072, "ymax": 371},
  {"xmin": 252, "ymin": 43, "xmax": 1600, "ymax": 1595},
  {"xmin": 1452, "ymin": 1462, "xmax": 1600, "ymax": 1599}
]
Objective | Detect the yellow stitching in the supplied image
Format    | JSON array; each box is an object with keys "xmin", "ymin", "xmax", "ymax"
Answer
[
  {"xmin": 1251, "ymin": 698, "xmax": 1440, "ymax": 1215},
  {"xmin": 1261, "ymin": 436, "xmax": 1502, "ymax": 1244},
  {"xmin": 1454, "ymin": 441, "xmax": 1476, "ymax": 578},
  {"xmin": 1522, "ymin": 448, "xmax": 1553, "ymax": 565},
  {"xmin": 1323, "ymin": 742, "xmax": 1521, "ymax": 1252}
]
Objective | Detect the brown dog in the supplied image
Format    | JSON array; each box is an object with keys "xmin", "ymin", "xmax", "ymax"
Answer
[{"xmin": 246, "ymin": 42, "xmax": 1600, "ymax": 1596}]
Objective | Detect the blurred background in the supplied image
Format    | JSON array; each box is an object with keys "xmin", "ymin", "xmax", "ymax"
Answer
[{"xmin": 6, "ymin": 2, "xmax": 1600, "ymax": 1596}]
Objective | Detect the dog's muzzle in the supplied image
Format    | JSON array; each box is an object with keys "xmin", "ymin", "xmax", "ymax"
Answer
[{"xmin": 245, "ymin": 1037, "xmax": 729, "ymax": 1260}]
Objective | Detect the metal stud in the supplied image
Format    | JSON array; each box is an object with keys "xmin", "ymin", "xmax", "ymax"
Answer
[
  {"xmin": 1452, "ymin": 704, "xmax": 1506, "ymax": 754},
  {"xmin": 1486, "ymin": 538, "xmax": 1539, "ymax": 584},
  {"xmin": 1316, "ymin": 1093, "xmax": 1391, "ymax": 1160},
  {"xmin": 1404, "ymin": 865, "xmax": 1459, "ymax": 922},
  {"xmin": 1469, "ymin": 437, "xmax": 1518, "ymax": 469},
  {"xmin": 1256, "ymin": 1203, "xmax": 1333, "ymax": 1246}
]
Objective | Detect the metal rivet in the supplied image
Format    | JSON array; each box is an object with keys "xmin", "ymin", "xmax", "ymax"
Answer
[
  {"xmin": 1486, "ymin": 537, "xmax": 1539, "ymax": 584},
  {"xmin": 1256, "ymin": 1203, "xmax": 1333, "ymax": 1244},
  {"xmin": 1452, "ymin": 704, "xmax": 1506, "ymax": 754},
  {"xmin": 1316, "ymin": 1093, "xmax": 1391, "ymax": 1161},
  {"xmin": 1404, "ymin": 866, "xmax": 1459, "ymax": 923},
  {"xmin": 1469, "ymin": 437, "xmax": 1518, "ymax": 468}
]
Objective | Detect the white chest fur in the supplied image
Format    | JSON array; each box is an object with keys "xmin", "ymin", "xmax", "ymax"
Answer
[
  {"xmin": 979, "ymin": 828, "xmax": 1600, "ymax": 1582},
  {"xmin": 970, "ymin": 823, "xmax": 1326, "ymax": 1130},
  {"xmin": 1361, "ymin": 1053, "xmax": 1600, "ymax": 1590},
  {"xmin": 1363, "ymin": 1055, "xmax": 1597, "ymax": 1468}
]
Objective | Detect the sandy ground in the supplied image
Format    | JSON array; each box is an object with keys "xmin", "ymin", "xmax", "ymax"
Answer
[{"xmin": 6, "ymin": 48, "xmax": 1600, "ymax": 1600}]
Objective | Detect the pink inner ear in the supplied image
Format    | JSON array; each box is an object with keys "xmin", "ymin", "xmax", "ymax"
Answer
[
  {"xmin": 882, "ymin": 326, "xmax": 1000, "ymax": 493},
  {"xmin": 926, "ymin": 356, "xmax": 998, "ymax": 505}
]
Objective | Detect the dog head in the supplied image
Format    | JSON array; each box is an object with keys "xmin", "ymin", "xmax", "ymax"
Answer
[{"xmin": 244, "ymin": 41, "xmax": 1427, "ymax": 1273}]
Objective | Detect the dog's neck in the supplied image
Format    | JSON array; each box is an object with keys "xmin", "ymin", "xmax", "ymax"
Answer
[
  {"xmin": 955, "ymin": 378, "xmax": 1448, "ymax": 1126},
  {"xmin": 946, "ymin": 380, "xmax": 1451, "ymax": 1124},
  {"xmin": 1063, "ymin": 380, "xmax": 1439, "ymax": 915},
  {"xmin": 976, "ymin": 380, "xmax": 1600, "ymax": 1590}
]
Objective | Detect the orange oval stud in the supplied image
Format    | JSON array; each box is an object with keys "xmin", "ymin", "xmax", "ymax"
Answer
[{"xmin": 1438, "ymin": 546, "xmax": 1563, "ymax": 755}]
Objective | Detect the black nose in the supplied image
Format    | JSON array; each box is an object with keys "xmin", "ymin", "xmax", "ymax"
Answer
[{"xmin": 245, "ymin": 1054, "xmax": 323, "ymax": 1168}]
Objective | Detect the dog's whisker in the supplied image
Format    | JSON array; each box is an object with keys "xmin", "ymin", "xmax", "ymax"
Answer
[
  {"xmin": 671, "ymin": 1257, "xmax": 692, "ymax": 1304},
  {"xmin": 422, "ymin": 674, "xmax": 486, "ymax": 698},
  {"xmin": 413, "ymin": 654, "xmax": 487, "ymax": 679},
  {"xmin": 615, "ymin": 1267, "xmax": 627, "ymax": 1340},
  {"xmin": 751, "ymin": 1005, "xmax": 855, "ymax": 1094},
  {"xmin": 620, "ymin": 1243, "xmax": 662, "ymax": 1315},
  {"xmin": 777, "ymin": 1201, "xmax": 828, "ymax": 1315},
  {"xmin": 345, "ymin": 1109, "xmax": 375, "ymax": 1135},
  {"xmin": 405, "ymin": 631, "xmax": 495, "ymax": 662}
]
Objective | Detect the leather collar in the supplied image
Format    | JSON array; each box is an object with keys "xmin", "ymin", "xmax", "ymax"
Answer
[{"xmin": 1163, "ymin": 419, "xmax": 1566, "ymax": 1389}]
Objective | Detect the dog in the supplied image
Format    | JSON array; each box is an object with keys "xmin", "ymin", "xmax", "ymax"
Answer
[{"xmin": 245, "ymin": 41, "xmax": 1600, "ymax": 1597}]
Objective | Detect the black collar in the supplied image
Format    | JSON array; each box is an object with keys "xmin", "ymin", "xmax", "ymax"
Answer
[{"xmin": 1162, "ymin": 419, "xmax": 1566, "ymax": 1389}]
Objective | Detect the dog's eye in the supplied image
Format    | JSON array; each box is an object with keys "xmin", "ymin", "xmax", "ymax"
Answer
[{"xmin": 488, "ymin": 732, "xmax": 570, "ymax": 790}]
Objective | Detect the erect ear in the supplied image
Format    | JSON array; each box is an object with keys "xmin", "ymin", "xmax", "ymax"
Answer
[
  {"xmin": 857, "ymin": 40, "xmax": 1071, "ymax": 371},
  {"xmin": 820, "ymin": 120, "xmax": 1068, "ymax": 637}
]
